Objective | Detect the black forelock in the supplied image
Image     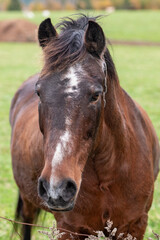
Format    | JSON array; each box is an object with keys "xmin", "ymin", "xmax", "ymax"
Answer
[{"xmin": 56, "ymin": 14, "xmax": 100, "ymax": 32}]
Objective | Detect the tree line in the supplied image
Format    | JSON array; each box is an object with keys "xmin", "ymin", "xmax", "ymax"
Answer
[{"xmin": 1, "ymin": 0, "xmax": 160, "ymax": 11}]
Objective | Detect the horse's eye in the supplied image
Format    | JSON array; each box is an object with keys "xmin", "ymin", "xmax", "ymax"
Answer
[
  {"xmin": 91, "ymin": 92, "xmax": 100, "ymax": 102},
  {"xmin": 35, "ymin": 90, "xmax": 40, "ymax": 97},
  {"xmin": 35, "ymin": 83, "xmax": 41, "ymax": 97}
]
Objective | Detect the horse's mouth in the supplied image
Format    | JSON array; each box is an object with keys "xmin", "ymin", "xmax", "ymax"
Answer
[
  {"xmin": 45, "ymin": 199, "xmax": 75, "ymax": 212},
  {"xmin": 49, "ymin": 202, "xmax": 75, "ymax": 212}
]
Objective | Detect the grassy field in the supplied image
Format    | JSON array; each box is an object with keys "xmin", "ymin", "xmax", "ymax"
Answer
[
  {"xmin": 0, "ymin": 10, "xmax": 160, "ymax": 240},
  {"xmin": 0, "ymin": 10, "xmax": 160, "ymax": 42}
]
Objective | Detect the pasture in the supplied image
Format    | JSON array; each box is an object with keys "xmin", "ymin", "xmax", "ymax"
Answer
[
  {"xmin": 0, "ymin": 10, "xmax": 160, "ymax": 239},
  {"xmin": 0, "ymin": 10, "xmax": 160, "ymax": 42}
]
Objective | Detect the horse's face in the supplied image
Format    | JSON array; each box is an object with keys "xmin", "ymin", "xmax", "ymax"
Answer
[{"xmin": 36, "ymin": 18, "xmax": 106, "ymax": 211}]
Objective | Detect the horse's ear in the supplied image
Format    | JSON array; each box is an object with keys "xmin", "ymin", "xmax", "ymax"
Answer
[
  {"xmin": 85, "ymin": 21, "xmax": 106, "ymax": 57},
  {"xmin": 38, "ymin": 18, "xmax": 57, "ymax": 48}
]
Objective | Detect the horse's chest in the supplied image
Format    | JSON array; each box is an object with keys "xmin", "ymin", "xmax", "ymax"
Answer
[
  {"xmin": 71, "ymin": 168, "xmax": 113, "ymax": 228},
  {"xmin": 56, "ymin": 185, "xmax": 112, "ymax": 234}
]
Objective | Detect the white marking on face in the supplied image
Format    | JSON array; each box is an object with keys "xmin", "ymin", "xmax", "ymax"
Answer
[
  {"xmin": 51, "ymin": 130, "xmax": 71, "ymax": 168},
  {"xmin": 66, "ymin": 117, "xmax": 72, "ymax": 126},
  {"xmin": 64, "ymin": 65, "xmax": 82, "ymax": 94},
  {"xmin": 49, "ymin": 64, "xmax": 83, "ymax": 198},
  {"xmin": 50, "ymin": 125, "xmax": 72, "ymax": 198}
]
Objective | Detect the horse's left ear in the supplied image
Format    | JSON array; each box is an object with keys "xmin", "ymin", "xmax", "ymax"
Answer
[
  {"xmin": 38, "ymin": 18, "xmax": 57, "ymax": 48},
  {"xmin": 85, "ymin": 21, "xmax": 106, "ymax": 57}
]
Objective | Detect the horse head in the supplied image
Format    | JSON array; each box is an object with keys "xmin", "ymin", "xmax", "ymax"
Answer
[{"xmin": 36, "ymin": 17, "xmax": 107, "ymax": 211}]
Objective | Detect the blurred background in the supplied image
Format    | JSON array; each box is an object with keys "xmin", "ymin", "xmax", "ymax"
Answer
[
  {"xmin": 1, "ymin": 0, "xmax": 160, "ymax": 10},
  {"xmin": 0, "ymin": 0, "xmax": 160, "ymax": 240}
]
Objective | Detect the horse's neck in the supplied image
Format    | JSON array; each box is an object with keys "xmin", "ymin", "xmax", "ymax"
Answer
[
  {"xmin": 105, "ymin": 75, "xmax": 129, "ymax": 150},
  {"xmin": 92, "ymin": 78, "xmax": 132, "ymax": 187},
  {"xmin": 103, "ymin": 50, "xmax": 129, "ymax": 151}
]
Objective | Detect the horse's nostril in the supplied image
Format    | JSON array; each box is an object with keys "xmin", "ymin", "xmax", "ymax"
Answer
[
  {"xmin": 38, "ymin": 177, "xmax": 49, "ymax": 201},
  {"xmin": 38, "ymin": 177, "xmax": 77, "ymax": 209},
  {"xmin": 60, "ymin": 179, "xmax": 77, "ymax": 202}
]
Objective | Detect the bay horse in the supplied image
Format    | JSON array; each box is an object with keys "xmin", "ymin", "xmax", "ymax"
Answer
[{"xmin": 10, "ymin": 15, "xmax": 160, "ymax": 240}]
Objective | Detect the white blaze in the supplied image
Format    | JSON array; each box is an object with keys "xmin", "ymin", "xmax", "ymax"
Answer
[
  {"xmin": 49, "ymin": 65, "xmax": 82, "ymax": 195},
  {"xmin": 64, "ymin": 66, "xmax": 81, "ymax": 94},
  {"xmin": 51, "ymin": 130, "xmax": 71, "ymax": 168},
  {"xmin": 50, "ymin": 130, "xmax": 71, "ymax": 188}
]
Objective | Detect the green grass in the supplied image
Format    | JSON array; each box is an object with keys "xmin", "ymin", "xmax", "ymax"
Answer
[
  {"xmin": 0, "ymin": 10, "xmax": 160, "ymax": 240},
  {"xmin": 111, "ymin": 45, "xmax": 160, "ymax": 136},
  {"xmin": 0, "ymin": 10, "xmax": 160, "ymax": 42}
]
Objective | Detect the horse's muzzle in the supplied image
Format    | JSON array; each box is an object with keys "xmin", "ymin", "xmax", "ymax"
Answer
[{"xmin": 38, "ymin": 177, "xmax": 77, "ymax": 211}]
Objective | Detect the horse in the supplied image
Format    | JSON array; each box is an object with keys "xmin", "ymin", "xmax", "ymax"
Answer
[{"xmin": 10, "ymin": 15, "xmax": 160, "ymax": 240}]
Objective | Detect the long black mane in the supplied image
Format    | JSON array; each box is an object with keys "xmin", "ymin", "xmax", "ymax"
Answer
[{"xmin": 42, "ymin": 14, "xmax": 117, "ymax": 81}]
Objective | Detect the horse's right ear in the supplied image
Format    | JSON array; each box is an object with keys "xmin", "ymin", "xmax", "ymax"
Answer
[
  {"xmin": 38, "ymin": 18, "xmax": 57, "ymax": 48},
  {"xmin": 85, "ymin": 21, "xmax": 106, "ymax": 57}
]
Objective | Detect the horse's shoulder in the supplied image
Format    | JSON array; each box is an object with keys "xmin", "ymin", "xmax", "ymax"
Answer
[
  {"xmin": 123, "ymin": 89, "xmax": 153, "ymax": 135},
  {"xmin": 10, "ymin": 73, "xmax": 39, "ymax": 127},
  {"xmin": 123, "ymin": 89, "xmax": 160, "ymax": 179}
]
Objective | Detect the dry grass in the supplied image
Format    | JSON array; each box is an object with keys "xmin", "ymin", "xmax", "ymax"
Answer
[{"xmin": 38, "ymin": 221, "xmax": 160, "ymax": 240}]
